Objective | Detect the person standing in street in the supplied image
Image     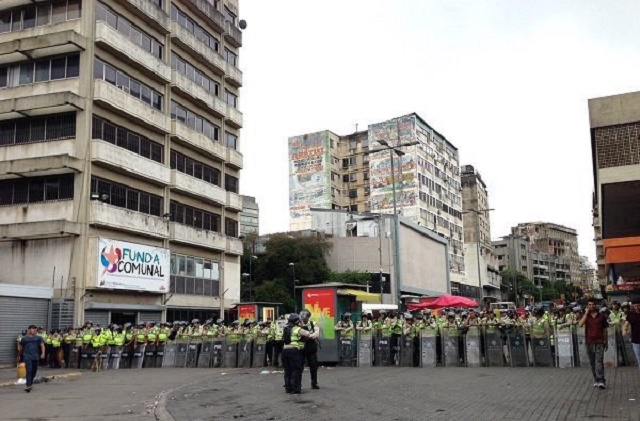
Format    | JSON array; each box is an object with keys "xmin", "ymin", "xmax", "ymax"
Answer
[
  {"xmin": 299, "ymin": 310, "xmax": 320, "ymax": 389},
  {"xmin": 622, "ymin": 299, "xmax": 640, "ymax": 371},
  {"xmin": 18, "ymin": 325, "xmax": 45, "ymax": 393},
  {"xmin": 579, "ymin": 299, "xmax": 609, "ymax": 389},
  {"xmin": 282, "ymin": 313, "xmax": 318, "ymax": 395}
]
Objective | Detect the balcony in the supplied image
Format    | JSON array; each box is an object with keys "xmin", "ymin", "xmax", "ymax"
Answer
[
  {"xmin": 91, "ymin": 140, "xmax": 171, "ymax": 186},
  {"xmin": 533, "ymin": 263, "xmax": 549, "ymax": 270},
  {"xmin": 0, "ymin": 92, "xmax": 84, "ymax": 121},
  {"xmin": 182, "ymin": 0, "xmax": 226, "ymax": 34},
  {"xmin": 0, "ymin": 25, "xmax": 86, "ymax": 65},
  {"xmin": 171, "ymin": 121, "xmax": 225, "ymax": 161},
  {"xmin": 95, "ymin": 22, "xmax": 171, "ymax": 83},
  {"xmin": 0, "ymin": 137, "xmax": 75, "ymax": 164},
  {"xmin": 116, "ymin": 0, "xmax": 170, "ymax": 34},
  {"xmin": 93, "ymin": 80, "xmax": 170, "ymax": 133},
  {"xmin": 0, "ymin": 219, "xmax": 80, "ymax": 241},
  {"xmin": 0, "ymin": 153, "xmax": 81, "ymax": 180},
  {"xmin": 226, "ymin": 237, "xmax": 243, "ymax": 255},
  {"xmin": 226, "ymin": 191, "xmax": 242, "ymax": 211},
  {"xmin": 0, "ymin": 200, "xmax": 74, "ymax": 226},
  {"xmin": 90, "ymin": 202, "xmax": 169, "ymax": 238},
  {"xmin": 224, "ymin": 21, "xmax": 242, "ymax": 48},
  {"xmin": 170, "ymin": 223, "xmax": 226, "ymax": 251},
  {"xmin": 171, "ymin": 71, "xmax": 226, "ymax": 118},
  {"xmin": 225, "ymin": 62, "xmax": 243, "ymax": 87},
  {"xmin": 225, "ymin": 106, "xmax": 243, "ymax": 128},
  {"xmin": 226, "ymin": 148, "xmax": 243, "ymax": 169},
  {"xmin": 170, "ymin": 170, "xmax": 226, "ymax": 205},
  {"xmin": 170, "ymin": 22, "xmax": 226, "ymax": 76}
]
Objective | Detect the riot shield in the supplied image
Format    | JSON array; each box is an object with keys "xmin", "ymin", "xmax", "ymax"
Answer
[
  {"xmin": 186, "ymin": 341, "xmax": 200, "ymax": 368},
  {"xmin": 143, "ymin": 344, "xmax": 156, "ymax": 368},
  {"xmin": 357, "ymin": 331, "xmax": 373, "ymax": 367},
  {"xmin": 575, "ymin": 327, "xmax": 589, "ymax": 367},
  {"xmin": 399, "ymin": 334, "xmax": 414, "ymax": 367},
  {"xmin": 133, "ymin": 344, "xmax": 145, "ymax": 369},
  {"xmin": 339, "ymin": 338, "xmax": 354, "ymax": 367},
  {"xmin": 555, "ymin": 327, "xmax": 574, "ymax": 368},
  {"xmin": 603, "ymin": 326, "xmax": 618, "ymax": 368},
  {"xmin": 531, "ymin": 324, "xmax": 553, "ymax": 367},
  {"xmin": 108, "ymin": 346, "xmax": 122, "ymax": 370},
  {"xmin": 162, "ymin": 342, "xmax": 175, "ymax": 368},
  {"xmin": 156, "ymin": 343, "xmax": 166, "ymax": 367},
  {"xmin": 212, "ymin": 339, "xmax": 224, "ymax": 368},
  {"xmin": 101, "ymin": 346, "xmax": 110, "ymax": 371},
  {"xmin": 375, "ymin": 335, "xmax": 391, "ymax": 366},
  {"xmin": 507, "ymin": 328, "xmax": 528, "ymax": 367},
  {"xmin": 198, "ymin": 340, "xmax": 213, "ymax": 368},
  {"xmin": 223, "ymin": 339, "xmax": 238, "ymax": 368},
  {"xmin": 68, "ymin": 346, "xmax": 80, "ymax": 369},
  {"xmin": 483, "ymin": 326, "xmax": 503, "ymax": 367},
  {"xmin": 622, "ymin": 332, "xmax": 638, "ymax": 367},
  {"xmin": 79, "ymin": 348, "xmax": 92, "ymax": 370},
  {"xmin": 120, "ymin": 344, "xmax": 132, "ymax": 369},
  {"xmin": 175, "ymin": 341, "xmax": 189, "ymax": 368},
  {"xmin": 420, "ymin": 327, "xmax": 438, "ymax": 368},
  {"xmin": 465, "ymin": 326, "xmax": 482, "ymax": 368},
  {"xmin": 253, "ymin": 337, "xmax": 267, "ymax": 368},
  {"xmin": 238, "ymin": 338, "xmax": 252, "ymax": 368},
  {"xmin": 442, "ymin": 327, "xmax": 461, "ymax": 367}
]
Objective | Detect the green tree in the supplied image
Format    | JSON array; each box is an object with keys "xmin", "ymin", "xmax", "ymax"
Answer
[
  {"xmin": 328, "ymin": 270, "xmax": 371, "ymax": 285},
  {"xmin": 500, "ymin": 269, "xmax": 536, "ymax": 305},
  {"xmin": 253, "ymin": 279, "xmax": 295, "ymax": 312}
]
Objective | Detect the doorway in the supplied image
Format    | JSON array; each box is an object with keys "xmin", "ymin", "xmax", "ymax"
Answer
[{"xmin": 111, "ymin": 312, "xmax": 137, "ymax": 326}]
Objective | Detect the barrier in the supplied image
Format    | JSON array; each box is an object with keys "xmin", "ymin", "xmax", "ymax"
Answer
[
  {"xmin": 120, "ymin": 344, "xmax": 132, "ymax": 369},
  {"xmin": 420, "ymin": 328, "xmax": 438, "ymax": 368},
  {"xmin": 400, "ymin": 334, "xmax": 414, "ymax": 367},
  {"xmin": 238, "ymin": 338, "xmax": 252, "ymax": 368},
  {"xmin": 575, "ymin": 329, "xmax": 589, "ymax": 367},
  {"xmin": 162, "ymin": 342, "xmax": 176, "ymax": 368},
  {"xmin": 442, "ymin": 327, "xmax": 461, "ymax": 367},
  {"xmin": 109, "ymin": 346, "xmax": 122, "ymax": 370},
  {"xmin": 357, "ymin": 332, "xmax": 372, "ymax": 367},
  {"xmin": 101, "ymin": 346, "xmax": 111, "ymax": 371},
  {"xmin": 531, "ymin": 325, "xmax": 553, "ymax": 367},
  {"xmin": 603, "ymin": 326, "xmax": 618, "ymax": 368},
  {"xmin": 622, "ymin": 332, "xmax": 638, "ymax": 367},
  {"xmin": 156, "ymin": 343, "xmax": 166, "ymax": 367},
  {"xmin": 198, "ymin": 341, "xmax": 213, "ymax": 368},
  {"xmin": 253, "ymin": 336, "xmax": 267, "ymax": 368},
  {"xmin": 465, "ymin": 327, "xmax": 482, "ymax": 368},
  {"xmin": 175, "ymin": 341, "xmax": 188, "ymax": 368},
  {"xmin": 186, "ymin": 342, "xmax": 200, "ymax": 368},
  {"xmin": 223, "ymin": 340, "xmax": 238, "ymax": 368},
  {"xmin": 507, "ymin": 328, "xmax": 528, "ymax": 367},
  {"xmin": 212, "ymin": 340, "xmax": 224, "ymax": 368},
  {"xmin": 143, "ymin": 344, "xmax": 156, "ymax": 368},
  {"xmin": 375, "ymin": 335, "xmax": 391, "ymax": 366},
  {"xmin": 339, "ymin": 338, "xmax": 354, "ymax": 367},
  {"xmin": 68, "ymin": 346, "xmax": 80, "ymax": 369},
  {"xmin": 484, "ymin": 326, "xmax": 503, "ymax": 367},
  {"xmin": 555, "ymin": 327, "xmax": 574, "ymax": 368}
]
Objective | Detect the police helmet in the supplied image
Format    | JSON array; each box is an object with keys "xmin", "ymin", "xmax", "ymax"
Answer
[
  {"xmin": 205, "ymin": 319, "xmax": 213, "ymax": 325},
  {"xmin": 447, "ymin": 311, "xmax": 455, "ymax": 318},
  {"xmin": 342, "ymin": 312, "xmax": 351, "ymax": 319},
  {"xmin": 258, "ymin": 321, "xmax": 265, "ymax": 327},
  {"xmin": 612, "ymin": 300, "xmax": 620, "ymax": 306},
  {"xmin": 361, "ymin": 312, "xmax": 371, "ymax": 319},
  {"xmin": 524, "ymin": 306, "xmax": 531, "ymax": 312},
  {"xmin": 243, "ymin": 319, "xmax": 250, "ymax": 327},
  {"xmin": 556, "ymin": 305, "xmax": 565, "ymax": 311},
  {"xmin": 94, "ymin": 327, "xmax": 101, "ymax": 332},
  {"xmin": 299, "ymin": 309, "xmax": 311, "ymax": 320},
  {"xmin": 461, "ymin": 311, "xmax": 468, "ymax": 318},
  {"xmin": 404, "ymin": 312, "xmax": 413, "ymax": 320},
  {"xmin": 600, "ymin": 307, "xmax": 609, "ymax": 314},
  {"xmin": 216, "ymin": 318, "xmax": 224, "ymax": 324},
  {"xmin": 288, "ymin": 313, "xmax": 301, "ymax": 324},
  {"xmin": 622, "ymin": 302, "xmax": 630, "ymax": 308},
  {"xmin": 379, "ymin": 309, "xmax": 387, "ymax": 314},
  {"xmin": 231, "ymin": 320, "xmax": 240, "ymax": 325},
  {"xmin": 147, "ymin": 321, "xmax": 155, "ymax": 325},
  {"xmin": 573, "ymin": 306, "xmax": 582, "ymax": 313},
  {"xmin": 191, "ymin": 319, "xmax": 200, "ymax": 324}
]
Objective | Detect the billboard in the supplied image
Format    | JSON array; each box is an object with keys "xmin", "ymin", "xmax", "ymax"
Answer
[
  {"xmin": 97, "ymin": 238, "xmax": 169, "ymax": 293},
  {"xmin": 238, "ymin": 304, "xmax": 257, "ymax": 322},
  {"xmin": 302, "ymin": 288, "xmax": 336, "ymax": 340},
  {"xmin": 289, "ymin": 131, "xmax": 331, "ymax": 226}
]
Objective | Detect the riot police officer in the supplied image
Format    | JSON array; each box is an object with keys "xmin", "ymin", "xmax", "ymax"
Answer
[
  {"xmin": 299, "ymin": 309, "xmax": 320, "ymax": 389},
  {"xmin": 282, "ymin": 313, "xmax": 318, "ymax": 394}
]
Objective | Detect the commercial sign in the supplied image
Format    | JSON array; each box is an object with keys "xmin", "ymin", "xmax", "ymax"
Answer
[
  {"xmin": 238, "ymin": 304, "xmax": 257, "ymax": 321},
  {"xmin": 302, "ymin": 288, "xmax": 336, "ymax": 340},
  {"xmin": 97, "ymin": 238, "xmax": 169, "ymax": 293}
]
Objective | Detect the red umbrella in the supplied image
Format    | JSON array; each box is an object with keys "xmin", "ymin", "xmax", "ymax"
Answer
[{"xmin": 407, "ymin": 295, "xmax": 478, "ymax": 310}]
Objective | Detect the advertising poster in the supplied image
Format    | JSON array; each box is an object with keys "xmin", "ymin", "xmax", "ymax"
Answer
[
  {"xmin": 302, "ymin": 288, "xmax": 336, "ymax": 340},
  {"xmin": 238, "ymin": 304, "xmax": 257, "ymax": 322},
  {"xmin": 262, "ymin": 307, "xmax": 275, "ymax": 322},
  {"xmin": 97, "ymin": 238, "xmax": 169, "ymax": 293}
]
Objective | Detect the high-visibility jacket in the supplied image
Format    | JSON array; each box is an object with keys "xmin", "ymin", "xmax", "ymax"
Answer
[
  {"xmin": 288, "ymin": 326, "xmax": 304, "ymax": 350},
  {"xmin": 91, "ymin": 334, "xmax": 102, "ymax": 348},
  {"xmin": 114, "ymin": 333, "xmax": 126, "ymax": 346},
  {"xmin": 51, "ymin": 334, "xmax": 62, "ymax": 347},
  {"xmin": 82, "ymin": 330, "xmax": 93, "ymax": 344}
]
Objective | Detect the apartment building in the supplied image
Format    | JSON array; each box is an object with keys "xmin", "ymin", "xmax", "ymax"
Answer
[
  {"xmin": 589, "ymin": 91, "xmax": 640, "ymax": 289},
  {"xmin": 289, "ymin": 113, "xmax": 464, "ymax": 283},
  {"xmin": 0, "ymin": 0, "xmax": 244, "ymax": 363},
  {"xmin": 239, "ymin": 194, "xmax": 258, "ymax": 237}
]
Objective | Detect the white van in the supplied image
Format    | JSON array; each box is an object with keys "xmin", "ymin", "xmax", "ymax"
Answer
[{"xmin": 489, "ymin": 302, "xmax": 516, "ymax": 315}]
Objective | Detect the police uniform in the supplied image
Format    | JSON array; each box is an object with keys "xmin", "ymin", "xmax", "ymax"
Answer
[
  {"xmin": 300, "ymin": 311, "xmax": 320, "ymax": 389},
  {"xmin": 282, "ymin": 314, "xmax": 317, "ymax": 394}
]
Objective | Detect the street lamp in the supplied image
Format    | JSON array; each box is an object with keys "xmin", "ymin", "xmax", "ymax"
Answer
[
  {"xmin": 289, "ymin": 263, "xmax": 297, "ymax": 312},
  {"xmin": 376, "ymin": 139, "xmax": 419, "ymax": 306},
  {"xmin": 241, "ymin": 273, "xmax": 249, "ymax": 301},
  {"xmin": 249, "ymin": 255, "xmax": 257, "ymax": 301},
  {"xmin": 463, "ymin": 208, "xmax": 495, "ymax": 306}
]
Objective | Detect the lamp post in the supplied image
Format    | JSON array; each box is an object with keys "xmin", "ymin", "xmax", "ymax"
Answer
[
  {"xmin": 241, "ymin": 273, "xmax": 249, "ymax": 301},
  {"xmin": 376, "ymin": 139, "xmax": 418, "ymax": 306},
  {"xmin": 289, "ymin": 262, "xmax": 297, "ymax": 312},
  {"xmin": 463, "ymin": 208, "xmax": 494, "ymax": 306},
  {"xmin": 249, "ymin": 255, "xmax": 257, "ymax": 301}
]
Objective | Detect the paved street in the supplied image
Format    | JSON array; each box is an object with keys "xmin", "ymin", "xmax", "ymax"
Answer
[{"xmin": 1, "ymin": 366, "xmax": 640, "ymax": 420}]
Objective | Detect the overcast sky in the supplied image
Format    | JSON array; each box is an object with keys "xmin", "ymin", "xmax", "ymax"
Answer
[{"xmin": 237, "ymin": 0, "xmax": 640, "ymax": 264}]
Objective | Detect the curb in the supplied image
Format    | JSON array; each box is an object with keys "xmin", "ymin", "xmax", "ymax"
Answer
[{"xmin": 0, "ymin": 372, "xmax": 82, "ymax": 388}]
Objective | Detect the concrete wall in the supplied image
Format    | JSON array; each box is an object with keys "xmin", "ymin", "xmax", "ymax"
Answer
[{"xmin": 399, "ymin": 222, "xmax": 448, "ymax": 295}]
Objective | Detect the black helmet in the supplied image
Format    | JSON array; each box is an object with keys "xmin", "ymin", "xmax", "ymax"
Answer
[
  {"xmin": 288, "ymin": 313, "xmax": 300, "ymax": 324},
  {"xmin": 299, "ymin": 309, "xmax": 311, "ymax": 320},
  {"xmin": 342, "ymin": 312, "xmax": 351, "ymax": 319}
]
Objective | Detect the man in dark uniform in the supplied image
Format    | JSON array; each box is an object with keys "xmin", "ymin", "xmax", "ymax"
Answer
[{"xmin": 299, "ymin": 309, "xmax": 320, "ymax": 389}]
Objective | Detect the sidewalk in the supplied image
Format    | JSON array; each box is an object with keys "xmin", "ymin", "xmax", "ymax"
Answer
[{"xmin": 0, "ymin": 366, "xmax": 82, "ymax": 387}]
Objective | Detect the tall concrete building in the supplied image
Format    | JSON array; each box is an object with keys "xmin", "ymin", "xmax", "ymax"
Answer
[
  {"xmin": 289, "ymin": 113, "xmax": 465, "ymax": 281},
  {"xmin": 460, "ymin": 165, "xmax": 500, "ymax": 301},
  {"xmin": 589, "ymin": 91, "xmax": 640, "ymax": 288},
  {"xmin": 239, "ymin": 194, "xmax": 258, "ymax": 237},
  {"xmin": 0, "ymin": 0, "xmax": 245, "ymax": 363}
]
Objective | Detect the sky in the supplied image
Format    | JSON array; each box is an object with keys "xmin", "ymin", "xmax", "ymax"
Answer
[{"xmin": 237, "ymin": 0, "xmax": 640, "ymax": 264}]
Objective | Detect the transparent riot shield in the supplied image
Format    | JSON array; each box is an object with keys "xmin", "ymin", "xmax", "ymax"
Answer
[
  {"xmin": 212, "ymin": 339, "xmax": 224, "ymax": 368},
  {"xmin": 603, "ymin": 326, "xmax": 618, "ymax": 368},
  {"xmin": 420, "ymin": 327, "xmax": 438, "ymax": 368},
  {"xmin": 238, "ymin": 337, "xmax": 253, "ymax": 368},
  {"xmin": 186, "ymin": 340, "xmax": 200, "ymax": 368},
  {"xmin": 223, "ymin": 338, "xmax": 238, "ymax": 368},
  {"xmin": 162, "ymin": 342, "xmax": 176, "ymax": 368},
  {"xmin": 357, "ymin": 331, "xmax": 372, "ymax": 367},
  {"xmin": 155, "ymin": 343, "xmax": 166, "ymax": 367},
  {"xmin": 101, "ymin": 346, "xmax": 110, "ymax": 371},
  {"xmin": 68, "ymin": 346, "xmax": 80, "ymax": 369},
  {"xmin": 198, "ymin": 340, "xmax": 213, "ymax": 368},
  {"xmin": 339, "ymin": 338, "xmax": 354, "ymax": 367},
  {"xmin": 80, "ymin": 347, "xmax": 92, "ymax": 370},
  {"xmin": 507, "ymin": 327, "xmax": 528, "ymax": 367},
  {"xmin": 531, "ymin": 324, "xmax": 553, "ymax": 367},
  {"xmin": 375, "ymin": 334, "xmax": 391, "ymax": 366},
  {"xmin": 483, "ymin": 326, "xmax": 503, "ymax": 367},
  {"xmin": 175, "ymin": 340, "xmax": 189, "ymax": 368},
  {"xmin": 120, "ymin": 344, "xmax": 132, "ymax": 369},
  {"xmin": 622, "ymin": 331, "xmax": 638, "ymax": 367},
  {"xmin": 465, "ymin": 326, "xmax": 482, "ymax": 368},
  {"xmin": 109, "ymin": 346, "xmax": 122, "ymax": 370},
  {"xmin": 143, "ymin": 344, "xmax": 156, "ymax": 368},
  {"xmin": 554, "ymin": 326, "xmax": 574, "ymax": 368},
  {"xmin": 575, "ymin": 327, "xmax": 588, "ymax": 368},
  {"xmin": 253, "ymin": 336, "xmax": 267, "ymax": 368},
  {"xmin": 399, "ymin": 333, "xmax": 414, "ymax": 367},
  {"xmin": 132, "ymin": 344, "xmax": 145, "ymax": 369},
  {"xmin": 442, "ymin": 327, "xmax": 461, "ymax": 367}
]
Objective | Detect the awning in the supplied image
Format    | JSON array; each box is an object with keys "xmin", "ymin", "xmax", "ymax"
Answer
[
  {"xmin": 483, "ymin": 284, "xmax": 501, "ymax": 290},
  {"xmin": 337, "ymin": 289, "xmax": 381, "ymax": 303},
  {"xmin": 604, "ymin": 237, "xmax": 640, "ymax": 264}
]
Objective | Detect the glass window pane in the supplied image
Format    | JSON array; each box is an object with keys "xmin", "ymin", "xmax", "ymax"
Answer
[
  {"xmin": 0, "ymin": 12, "xmax": 11, "ymax": 33},
  {"xmin": 23, "ymin": 6, "xmax": 36, "ymax": 29},
  {"xmin": 185, "ymin": 278, "xmax": 194, "ymax": 294},
  {"xmin": 186, "ymin": 256, "xmax": 195, "ymax": 276},
  {"xmin": 11, "ymin": 11, "xmax": 22, "ymax": 32},
  {"xmin": 52, "ymin": 0, "xmax": 66, "ymax": 24},
  {"xmin": 170, "ymin": 254, "xmax": 176, "ymax": 275},
  {"xmin": 116, "ymin": 72, "xmax": 130, "ymax": 90},
  {"xmin": 66, "ymin": 54, "xmax": 79, "ymax": 78},
  {"xmin": 195, "ymin": 258, "xmax": 204, "ymax": 278},
  {"xmin": 203, "ymin": 279, "xmax": 211, "ymax": 296},
  {"xmin": 35, "ymin": 60, "xmax": 50, "ymax": 82},
  {"xmin": 194, "ymin": 278, "xmax": 203, "ymax": 295},
  {"xmin": 130, "ymin": 27, "xmax": 142, "ymax": 47},
  {"xmin": 140, "ymin": 85, "xmax": 151, "ymax": 105},
  {"xmin": 36, "ymin": 4, "xmax": 52, "ymax": 26},
  {"xmin": 129, "ymin": 80, "xmax": 140, "ymax": 98},
  {"xmin": 50, "ymin": 57, "xmax": 66, "ymax": 80},
  {"xmin": 104, "ymin": 64, "xmax": 116, "ymax": 84},
  {"xmin": 20, "ymin": 63, "xmax": 34, "ymax": 85},
  {"xmin": 117, "ymin": 17, "xmax": 131, "ymax": 38},
  {"xmin": 67, "ymin": 0, "xmax": 81, "ymax": 20},
  {"xmin": 203, "ymin": 261, "xmax": 211, "ymax": 279}
]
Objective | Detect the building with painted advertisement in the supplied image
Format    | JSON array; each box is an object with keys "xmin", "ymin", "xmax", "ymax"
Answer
[
  {"xmin": 0, "ymin": 0, "xmax": 246, "ymax": 363},
  {"xmin": 289, "ymin": 113, "xmax": 464, "ymax": 285}
]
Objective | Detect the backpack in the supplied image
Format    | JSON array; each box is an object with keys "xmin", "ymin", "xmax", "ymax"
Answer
[{"xmin": 283, "ymin": 326, "xmax": 292, "ymax": 345}]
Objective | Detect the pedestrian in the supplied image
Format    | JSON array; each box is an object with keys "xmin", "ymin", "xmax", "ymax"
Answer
[
  {"xmin": 622, "ymin": 299, "xmax": 640, "ymax": 371},
  {"xmin": 281, "ymin": 313, "xmax": 318, "ymax": 395},
  {"xmin": 18, "ymin": 325, "xmax": 45, "ymax": 393},
  {"xmin": 578, "ymin": 299, "xmax": 609, "ymax": 389},
  {"xmin": 299, "ymin": 310, "xmax": 320, "ymax": 389}
]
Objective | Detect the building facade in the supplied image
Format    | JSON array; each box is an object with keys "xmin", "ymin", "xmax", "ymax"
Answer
[
  {"xmin": 0, "ymin": 0, "xmax": 245, "ymax": 363},
  {"xmin": 589, "ymin": 91, "xmax": 640, "ymax": 289},
  {"xmin": 239, "ymin": 194, "xmax": 258, "ymax": 237},
  {"xmin": 460, "ymin": 165, "xmax": 500, "ymax": 301},
  {"xmin": 289, "ymin": 113, "xmax": 464, "ymax": 282}
]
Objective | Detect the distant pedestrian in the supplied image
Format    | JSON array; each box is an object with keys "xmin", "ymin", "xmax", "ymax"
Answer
[
  {"xmin": 18, "ymin": 325, "xmax": 45, "ymax": 393},
  {"xmin": 579, "ymin": 299, "xmax": 609, "ymax": 389},
  {"xmin": 622, "ymin": 299, "xmax": 640, "ymax": 372}
]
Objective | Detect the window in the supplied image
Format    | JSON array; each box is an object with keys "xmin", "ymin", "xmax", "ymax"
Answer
[
  {"xmin": 0, "ymin": 113, "xmax": 75, "ymax": 146},
  {"xmin": 349, "ymin": 173, "xmax": 357, "ymax": 182},
  {"xmin": 342, "ymin": 174, "xmax": 349, "ymax": 183},
  {"xmin": 170, "ymin": 4, "xmax": 220, "ymax": 54},
  {"xmin": 0, "ymin": 0, "xmax": 81, "ymax": 34},
  {"xmin": 92, "ymin": 115, "xmax": 163, "ymax": 163},
  {"xmin": 91, "ymin": 177, "xmax": 162, "ymax": 216},
  {"xmin": 94, "ymin": 58, "xmax": 162, "ymax": 110},
  {"xmin": 349, "ymin": 189, "xmax": 358, "ymax": 198},
  {"xmin": 170, "ymin": 101, "xmax": 218, "ymax": 142},
  {"xmin": 225, "ymin": 174, "xmax": 239, "ymax": 193},
  {"xmin": 225, "ymin": 218, "xmax": 238, "ymax": 237},
  {"xmin": 225, "ymin": 132, "xmax": 238, "ymax": 150},
  {"xmin": 171, "ymin": 52, "xmax": 219, "ymax": 95},
  {"xmin": 170, "ymin": 150, "xmax": 220, "ymax": 185},
  {"xmin": 0, "ymin": 54, "xmax": 79, "ymax": 88},
  {"xmin": 225, "ymin": 90, "xmax": 237, "ymax": 108},
  {"xmin": 349, "ymin": 157, "xmax": 357, "ymax": 166},
  {"xmin": 0, "ymin": 174, "xmax": 74, "ymax": 206},
  {"xmin": 170, "ymin": 253, "xmax": 219, "ymax": 297},
  {"xmin": 170, "ymin": 201, "xmax": 220, "ymax": 232},
  {"xmin": 225, "ymin": 48, "xmax": 237, "ymax": 66},
  {"xmin": 363, "ymin": 171, "xmax": 370, "ymax": 180}
]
